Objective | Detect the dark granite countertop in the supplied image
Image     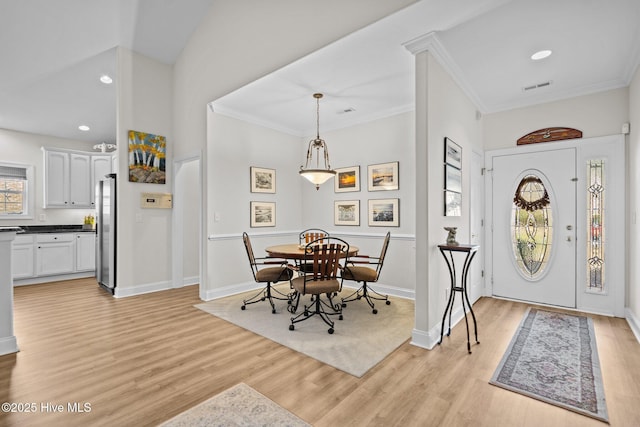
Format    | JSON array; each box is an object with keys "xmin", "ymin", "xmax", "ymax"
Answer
[
  {"xmin": 18, "ymin": 225, "xmax": 96, "ymax": 234},
  {"xmin": 0, "ymin": 227, "xmax": 23, "ymax": 233}
]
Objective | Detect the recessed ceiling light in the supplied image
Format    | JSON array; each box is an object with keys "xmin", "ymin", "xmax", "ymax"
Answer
[
  {"xmin": 100, "ymin": 74, "xmax": 113, "ymax": 84},
  {"xmin": 531, "ymin": 50, "xmax": 552, "ymax": 61},
  {"xmin": 78, "ymin": 125, "xmax": 90, "ymax": 131}
]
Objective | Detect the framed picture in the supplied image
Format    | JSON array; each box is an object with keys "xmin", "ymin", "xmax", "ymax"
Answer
[
  {"xmin": 334, "ymin": 200, "xmax": 360, "ymax": 226},
  {"xmin": 334, "ymin": 166, "xmax": 360, "ymax": 193},
  {"xmin": 445, "ymin": 164, "xmax": 462, "ymax": 193},
  {"xmin": 250, "ymin": 167, "xmax": 276, "ymax": 193},
  {"xmin": 444, "ymin": 191, "xmax": 461, "ymax": 217},
  {"xmin": 250, "ymin": 201, "xmax": 275, "ymax": 227},
  {"xmin": 368, "ymin": 198, "xmax": 399, "ymax": 227},
  {"xmin": 128, "ymin": 130, "xmax": 166, "ymax": 184},
  {"xmin": 444, "ymin": 137, "xmax": 462, "ymax": 169},
  {"xmin": 368, "ymin": 161, "xmax": 399, "ymax": 191}
]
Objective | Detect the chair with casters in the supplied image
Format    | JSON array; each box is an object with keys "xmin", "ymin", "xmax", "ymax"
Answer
[
  {"xmin": 341, "ymin": 231, "xmax": 391, "ymax": 314},
  {"xmin": 289, "ymin": 237, "xmax": 349, "ymax": 334},
  {"xmin": 299, "ymin": 228, "xmax": 329, "ymax": 245},
  {"xmin": 297, "ymin": 228, "xmax": 329, "ymax": 274},
  {"xmin": 241, "ymin": 232, "xmax": 293, "ymax": 314}
]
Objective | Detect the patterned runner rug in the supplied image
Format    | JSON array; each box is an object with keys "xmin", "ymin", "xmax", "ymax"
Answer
[
  {"xmin": 490, "ymin": 308, "xmax": 608, "ymax": 423},
  {"xmin": 159, "ymin": 383, "xmax": 310, "ymax": 426}
]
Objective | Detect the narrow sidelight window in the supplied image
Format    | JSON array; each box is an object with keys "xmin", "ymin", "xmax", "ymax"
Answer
[{"xmin": 587, "ymin": 160, "xmax": 605, "ymax": 293}]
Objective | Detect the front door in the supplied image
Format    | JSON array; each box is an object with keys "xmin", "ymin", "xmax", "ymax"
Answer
[{"xmin": 491, "ymin": 148, "xmax": 576, "ymax": 308}]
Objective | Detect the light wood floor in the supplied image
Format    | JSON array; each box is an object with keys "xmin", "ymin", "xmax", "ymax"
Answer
[{"xmin": 1, "ymin": 278, "xmax": 639, "ymax": 426}]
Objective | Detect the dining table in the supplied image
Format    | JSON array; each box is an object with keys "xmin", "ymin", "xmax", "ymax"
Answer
[{"xmin": 265, "ymin": 243, "xmax": 359, "ymax": 260}]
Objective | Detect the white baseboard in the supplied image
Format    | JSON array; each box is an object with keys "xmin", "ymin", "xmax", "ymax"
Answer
[
  {"xmin": 182, "ymin": 276, "xmax": 199, "ymax": 287},
  {"xmin": 0, "ymin": 335, "xmax": 19, "ymax": 356},
  {"xmin": 203, "ymin": 281, "xmax": 266, "ymax": 301},
  {"xmin": 410, "ymin": 328, "xmax": 439, "ymax": 350},
  {"xmin": 14, "ymin": 271, "xmax": 94, "ymax": 286},
  {"xmin": 341, "ymin": 281, "xmax": 415, "ymax": 300},
  {"xmin": 410, "ymin": 304, "xmax": 470, "ymax": 351},
  {"xmin": 114, "ymin": 280, "xmax": 172, "ymax": 298},
  {"xmin": 626, "ymin": 307, "xmax": 640, "ymax": 344}
]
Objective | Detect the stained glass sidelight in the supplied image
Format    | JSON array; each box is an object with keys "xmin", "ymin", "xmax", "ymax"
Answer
[
  {"xmin": 587, "ymin": 160, "xmax": 605, "ymax": 293},
  {"xmin": 511, "ymin": 175, "xmax": 553, "ymax": 279}
]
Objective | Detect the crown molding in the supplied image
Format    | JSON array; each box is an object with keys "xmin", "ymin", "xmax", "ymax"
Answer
[{"xmin": 403, "ymin": 32, "xmax": 488, "ymax": 113}]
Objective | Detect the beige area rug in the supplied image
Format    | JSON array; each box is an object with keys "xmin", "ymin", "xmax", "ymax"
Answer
[
  {"xmin": 159, "ymin": 383, "xmax": 310, "ymax": 426},
  {"xmin": 195, "ymin": 285, "xmax": 414, "ymax": 377}
]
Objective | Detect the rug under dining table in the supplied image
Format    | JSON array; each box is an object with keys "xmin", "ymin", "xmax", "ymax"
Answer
[{"xmin": 195, "ymin": 284, "xmax": 414, "ymax": 377}]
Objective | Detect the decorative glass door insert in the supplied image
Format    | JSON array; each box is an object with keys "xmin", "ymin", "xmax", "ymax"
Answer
[{"xmin": 511, "ymin": 174, "xmax": 553, "ymax": 279}]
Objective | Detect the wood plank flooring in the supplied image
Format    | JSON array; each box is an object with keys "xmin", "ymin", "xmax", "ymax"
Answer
[{"xmin": 1, "ymin": 278, "xmax": 639, "ymax": 426}]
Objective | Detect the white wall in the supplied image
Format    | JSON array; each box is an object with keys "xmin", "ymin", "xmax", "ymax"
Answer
[
  {"xmin": 628, "ymin": 66, "xmax": 640, "ymax": 340},
  {"xmin": 115, "ymin": 48, "xmax": 173, "ymax": 296},
  {"xmin": 0, "ymin": 129, "xmax": 97, "ymax": 226},
  {"xmin": 206, "ymin": 112, "xmax": 302, "ymax": 297},
  {"xmin": 483, "ymin": 87, "xmax": 629, "ymax": 150}
]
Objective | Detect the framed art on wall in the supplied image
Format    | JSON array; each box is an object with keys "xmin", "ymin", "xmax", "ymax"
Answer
[
  {"xmin": 445, "ymin": 164, "xmax": 462, "ymax": 193},
  {"xmin": 250, "ymin": 167, "xmax": 276, "ymax": 193},
  {"xmin": 334, "ymin": 166, "xmax": 360, "ymax": 193},
  {"xmin": 368, "ymin": 198, "xmax": 399, "ymax": 227},
  {"xmin": 128, "ymin": 130, "xmax": 167, "ymax": 184},
  {"xmin": 368, "ymin": 161, "xmax": 399, "ymax": 191},
  {"xmin": 444, "ymin": 137, "xmax": 462, "ymax": 169},
  {"xmin": 250, "ymin": 201, "xmax": 275, "ymax": 227},
  {"xmin": 334, "ymin": 200, "xmax": 360, "ymax": 226},
  {"xmin": 444, "ymin": 191, "xmax": 461, "ymax": 217}
]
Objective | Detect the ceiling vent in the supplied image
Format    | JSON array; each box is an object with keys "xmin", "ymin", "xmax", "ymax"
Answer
[{"xmin": 523, "ymin": 81, "xmax": 553, "ymax": 92}]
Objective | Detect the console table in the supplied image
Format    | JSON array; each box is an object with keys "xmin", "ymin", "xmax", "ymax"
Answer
[{"xmin": 437, "ymin": 243, "xmax": 479, "ymax": 354}]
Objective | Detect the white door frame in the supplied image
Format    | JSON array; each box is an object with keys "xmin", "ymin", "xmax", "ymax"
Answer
[
  {"xmin": 172, "ymin": 151, "xmax": 205, "ymax": 300},
  {"xmin": 485, "ymin": 134, "xmax": 625, "ymax": 317}
]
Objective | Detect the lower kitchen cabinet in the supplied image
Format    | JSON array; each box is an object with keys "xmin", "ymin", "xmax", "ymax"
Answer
[
  {"xmin": 12, "ymin": 232, "xmax": 97, "ymax": 283},
  {"xmin": 75, "ymin": 233, "xmax": 96, "ymax": 272},
  {"xmin": 12, "ymin": 235, "xmax": 35, "ymax": 279},
  {"xmin": 36, "ymin": 234, "xmax": 75, "ymax": 276}
]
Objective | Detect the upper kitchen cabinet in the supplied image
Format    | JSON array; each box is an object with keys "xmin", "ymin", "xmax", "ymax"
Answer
[{"xmin": 43, "ymin": 147, "xmax": 112, "ymax": 208}]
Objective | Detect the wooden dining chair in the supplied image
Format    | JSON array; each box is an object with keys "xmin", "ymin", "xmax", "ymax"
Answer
[
  {"xmin": 341, "ymin": 232, "xmax": 391, "ymax": 314},
  {"xmin": 289, "ymin": 237, "xmax": 348, "ymax": 334},
  {"xmin": 241, "ymin": 232, "xmax": 293, "ymax": 314},
  {"xmin": 298, "ymin": 228, "xmax": 329, "ymax": 245},
  {"xmin": 297, "ymin": 228, "xmax": 329, "ymax": 274}
]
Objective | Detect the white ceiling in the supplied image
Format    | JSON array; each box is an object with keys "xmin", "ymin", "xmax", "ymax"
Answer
[
  {"xmin": 2, "ymin": 0, "xmax": 639, "ymax": 144},
  {"xmin": 0, "ymin": 0, "xmax": 214, "ymax": 144}
]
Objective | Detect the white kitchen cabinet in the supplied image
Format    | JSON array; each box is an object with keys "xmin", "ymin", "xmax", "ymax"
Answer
[
  {"xmin": 69, "ymin": 153, "xmax": 92, "ymax": 207},
  {"xmin": 43, "ymin": 148, "xmax": 112, "ymax": 208},
  {"xmin": 35, "ymin": 234, "xmax": 74, "ymax": 276},
  {"xmin": 91, "ymin": 155, "xmax": 112, "ymax": 207},
  {"xmin": 75, "ymin": 233, "xmax": 96, "ymax": 271},
  {"xmin": 43, "ymin": 149, "xmax": 69, "ymax": 207},
  {"xmin": 11, "ymin": 235, "xmax": 35, "ymax": 279}
]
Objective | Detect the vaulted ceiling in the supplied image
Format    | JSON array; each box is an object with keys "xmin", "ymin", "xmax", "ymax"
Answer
[{"xmin": 2, "ymin": 0, "xmax": 639, "ymax": 143}]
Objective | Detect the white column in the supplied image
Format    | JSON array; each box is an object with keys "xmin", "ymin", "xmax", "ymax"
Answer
[{"xmin": 0, "ymin": 230, "xmax": 19, "ymax": 355}]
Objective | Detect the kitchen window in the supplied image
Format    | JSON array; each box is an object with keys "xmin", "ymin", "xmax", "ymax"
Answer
[{"xmin": 0, "ymin": 162, "xmax": 33, "ymax": 218}]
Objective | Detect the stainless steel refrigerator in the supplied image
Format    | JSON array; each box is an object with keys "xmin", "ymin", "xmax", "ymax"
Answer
[{"xmin": 96, "ymin": 173, "xmax": 116, "ymax": 293}]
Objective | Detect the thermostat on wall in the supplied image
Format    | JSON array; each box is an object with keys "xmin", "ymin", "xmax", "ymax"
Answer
[{"xmin": 141, "ymin": 192, "xmax": 172, "ymax": 209}]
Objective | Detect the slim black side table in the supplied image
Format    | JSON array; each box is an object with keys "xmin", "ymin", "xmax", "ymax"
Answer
[{"xmin": 437, "ymin": 244, "xmax": 479, "ymax": 353}]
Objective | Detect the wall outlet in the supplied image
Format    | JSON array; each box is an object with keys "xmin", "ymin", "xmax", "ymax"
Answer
[
  {"xmin": 39, "ymin": 213, "xmax": 46, "ymax": 222},
  {"xmin": 135, "ymin": 213, "xmax": 143, "ymax": 223}
]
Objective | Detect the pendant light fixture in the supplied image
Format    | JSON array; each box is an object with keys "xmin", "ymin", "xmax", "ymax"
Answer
[{"xmin": 299, "ymin": 93, "xmax": 336, "ymax": 190}]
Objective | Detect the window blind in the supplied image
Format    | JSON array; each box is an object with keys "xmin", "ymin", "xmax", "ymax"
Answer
[{"xmin": 0, "ymin": 165, "xmax": 27, "ymax": 180}]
